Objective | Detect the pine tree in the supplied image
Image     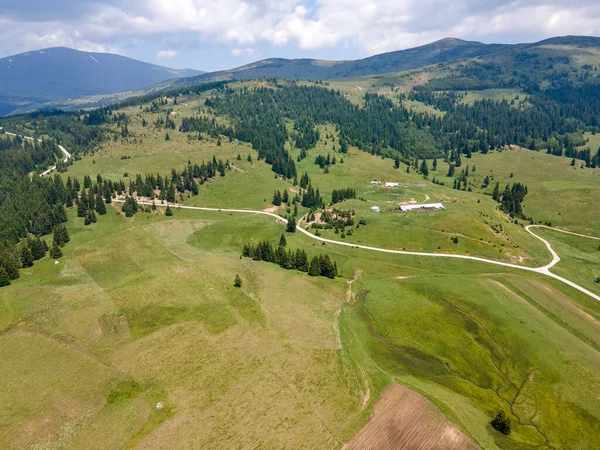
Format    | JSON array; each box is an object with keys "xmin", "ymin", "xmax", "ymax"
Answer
[
  {"xmin": 308, "ymin": 257, "xmax": 321, "ymax": 276},
  {"xmin": 95, "ymin": 193, "xmax": 107, "ymax": 215},
  {"xmin": 234, "ymin": 274, "xmax": 242, "ymax": 288},
  {"xmin": 30, "ymin": 237, "xmax": 46, "ymax": 260},
  {"xmin": 77, "ymin": 190, "xmax": 88, "ymax": 217},
  {"xmin": 447, "ymin": 164, "xmax": 455, "ymax": 177},
  {"xmin": 420, "ymin": 159, "xmax": 429, "ymax": 177},
  {"xmin": 20, "ymin": 244, "xmax": 33, "ymax": 268},
  {"xmin": 286, "ymin": 216, "xmax": 296, "ymax": 233},
  {"xmin": 50, "ymin": 242, "xmax": 63, "ymax": 259},
  {"xmin": 53, "ymin": 224, "xmax": 69, "ymax": 246},
  {"xmin": 0, "ymin": 267, "xmax": 10, "ymax": 287},
  {"xmin": 165, "ymin": 132, "xmax": 170, "ymax": 141},
  {"xmin": 394, "ymin": 157, "xmax": 400, "ymax": 169},
  {"xmin": 279, "ymin": 234, "xmax": 287, "ymax": 247},
  {"xmin": 166, "ymin": 205, "xmax": 173, "ymax": 216},
  {"xmin": 492, "ymin": 182, "xmax": 501, "ymax": 202}
]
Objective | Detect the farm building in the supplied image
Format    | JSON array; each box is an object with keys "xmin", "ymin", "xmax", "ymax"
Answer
[
  {"xmin": 370, "ymin": 180, "xmax": 379, "ymax": 185},
  {"xmin": 385, "ymin": 182, "xmax": 399, "ymax": 188},
  {"xmin": 370, "ymin": 206, "xmax": 381, "ymax": 212},
  {"xmin": 399, "ymin": 203, "xmax": 444, "ymax": 212}
]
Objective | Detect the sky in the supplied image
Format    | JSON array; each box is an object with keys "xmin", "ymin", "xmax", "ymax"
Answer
[{"xmin": 1, "ymin": 0, "xmax": 600, "ymax": 71}]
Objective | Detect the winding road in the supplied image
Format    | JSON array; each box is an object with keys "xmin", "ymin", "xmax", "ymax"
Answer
[
  {"xmin": 0, "ymin": 128, "xmax": 71, "ymax": 175},
  {"xmin": 117, "ymin": 200, "xmax": 600, "ymax": 303},
  {"xmin": 4, "ymin": 129, "xmax": 596, "ymax": 302}
]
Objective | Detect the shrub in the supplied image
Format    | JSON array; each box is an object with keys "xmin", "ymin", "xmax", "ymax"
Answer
[{"xmin": 491, "ymin": 410, "xmax": 511, "ymax": 435}]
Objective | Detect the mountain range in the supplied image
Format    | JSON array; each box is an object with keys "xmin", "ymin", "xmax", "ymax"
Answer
[
  {"xmin": 1, "ymin": 36, "xmax": 600, "ymax": 116},
  {"xmin": 0, "ymin": 47, "xmax": 203, "ymax": 116}
]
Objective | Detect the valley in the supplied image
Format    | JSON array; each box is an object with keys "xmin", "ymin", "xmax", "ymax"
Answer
[{"xmin": 1, "ymin": 35, "xmax": 600, "ymax": 450}]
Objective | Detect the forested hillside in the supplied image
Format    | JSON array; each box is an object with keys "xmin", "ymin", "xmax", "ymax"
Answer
[{"xmin": 2, "ymin": 65, "xmax": 600, "ymax": 284}]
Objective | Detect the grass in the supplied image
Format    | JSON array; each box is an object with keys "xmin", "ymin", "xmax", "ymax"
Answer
[
  {"xmin": 434, "ymin": 146, "xmax": 600, "ymax": 236},
  {"xmin": 1, "ymin": 199, "xmax": 599, "ymax": 448},
  {"xmin": 459, "ymin": 88, "xmax": 526, "ymax": 106},
  {"xmin": 536, "ymin": 228, "xmax": 600, "ymax": 297},
  {"xmin": 3, "ymin": 89, "xmax": 600, "ymax": 448}
]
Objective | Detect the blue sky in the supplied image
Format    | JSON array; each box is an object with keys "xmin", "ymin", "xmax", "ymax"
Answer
[{"xmin": 1, "ymin": 0, "xmax": 600, "ymax": 71}]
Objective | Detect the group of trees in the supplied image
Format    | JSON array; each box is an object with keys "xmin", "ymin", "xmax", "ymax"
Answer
[
  {"xmin": 121, "ymin": 196, "xmax": 139, "ymax": 217},
  {"xmin": 331, "ymin": 188, "xmax": 356, "ymax": 204},
  {"xmin": 241, "ymin": 239, "xmax": 337, "ymax": 279},
  {"xmin": 314, "ymin": 153, "xmax": 337, "ymax": 169},
  {"xmin": 499, "ymin": 183, "xmax": 529, "ymax": 218},
  {"xmin": 489, "ymin": 182, "xmax": 529, "ymax": 218},
  {"xmin": 301, "ymin": 184, "xmax": 324, "ymax": 209},
  {"xmin": 272, "ymin": 189, "xmax": 289, "ymax": 206},
  {"xmin": 0, "ymin": 136, "xmax": 72, "ymax": 285},
  {"xmin": 310, "ymin": 209, "xmax": 355, "ymax": 230},
  {"xmin": 406, "ymin": 85, "xmax": 600, "ymax": 169},
  {"xmin": 125, "ymin": 157, "xmax": 229, "ymax": 202}
]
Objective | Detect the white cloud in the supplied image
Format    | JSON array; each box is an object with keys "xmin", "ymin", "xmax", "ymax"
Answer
[
  {"xmin": 232, "ymin": 47, "xmax": 256, "ymax": 56},
  {"xmin": 156, "ymin": 49, "xmax": 177, "ymax": 59},
  {"xmin": 2, "ymin": 0, "xmax": 600, "ymax": 60}
]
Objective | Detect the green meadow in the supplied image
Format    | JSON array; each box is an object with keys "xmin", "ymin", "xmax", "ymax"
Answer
[
  {"xmin": 2, "ymin": 88, "xmax": 600, "ymax": 449},
  {"xmin": 2, "ymin": 200, "xmax": 599, "ymax": 448}
]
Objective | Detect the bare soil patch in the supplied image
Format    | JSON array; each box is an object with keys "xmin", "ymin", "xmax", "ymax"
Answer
[{"xmin": 343, "ymin": 384, "xmax": 478, "ymax": 450}]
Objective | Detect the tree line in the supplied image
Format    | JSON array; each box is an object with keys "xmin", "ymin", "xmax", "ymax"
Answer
[{"xmin": 241, "ymin": 239, "xmax": 338, "ymax": 279}]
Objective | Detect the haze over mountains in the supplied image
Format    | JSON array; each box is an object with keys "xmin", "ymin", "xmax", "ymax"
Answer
[
  {"xmin": 1, "ymin": 35, "xmax": 600, "ymax": 116},
  {"xmin": 0, "ymin": 47, "xmax": 203, "ymax": 116}
]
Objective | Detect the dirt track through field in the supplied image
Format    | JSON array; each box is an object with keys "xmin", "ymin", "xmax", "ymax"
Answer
[
  {"xmin": 343, "ymin": 384, "xmax": 478, "ymax": 450},
  {"xmin": 116, "ymin": 200, "xmax": 600, "ymax": 304}
]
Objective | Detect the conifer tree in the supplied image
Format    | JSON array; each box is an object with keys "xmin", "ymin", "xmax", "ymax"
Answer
[
  {"xmin": 95, "ymin": 193, "xmax": 107, "ymax": 215},
  {"xmin": 279, "ymin": 234, "xmax": 287, "ymax": 247},
  {"xmin": 20, "ymin": 244, "xmax": 33, "ymax": 268},
  {"xmin": 50, "ymin": 242, "xmax": 63, "ymax": 259},
  {"xmin": 420, "ymin": 159, "xmax": 429, "ymax": 177},
  {"xmin": 0, "ymin": 267, "xmax": 10, "ymax": 287},
  {"xmin": 492, "ymin": 182, "xmax": 501, "ymax": 202},
  {"xmin": 234, "ymin": 274, "xmax": 242, "ymax": 288},
  {"xmin": 166, "ymin": 205, "xmax": 173, "ymax": 216},
  {"xmin": 308, "ymin": 257, "xmax": 321, "ymax": 276},
  {"xmin": 286, "ymin": 216, "xmax": 296, "ymax": 233},
  {"xmin": 29, "ymin": 237, "xmax": 46, "ymax": 260},
  {"xmin": 447, "ymin": 164, "xmax": 455, "ymax": 177},
  {"xmin": 77, "ymin": 190, "xmax": 88, "ymax": 217}
]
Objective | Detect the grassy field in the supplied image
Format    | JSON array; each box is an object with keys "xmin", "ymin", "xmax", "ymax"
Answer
[
  {"xmin": 435, "ymin": 146, "xmax": 600, "ymax": 236},
  {"xmin": 3, "ymin": 88, "xmax": 600, "ymax": 449},
  {"xmin": 0, "ymin": 207, "xmax": 366, "ymax": 449},
  {"xmin": 1, "ymin": 203, "xmax": 599, "ymax": 448},
  {"xmin": 460, "ymin": 89, "xmax": 525, "ymax": 106},
  {"xmin": 536, "ymin": 228, "xmax": 600, "ymax": 297}
]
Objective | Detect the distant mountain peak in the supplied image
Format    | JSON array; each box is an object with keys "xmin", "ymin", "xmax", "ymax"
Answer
[{"xmin": 0, "ymin": 47, "xmax": 204, "ymax": 116}]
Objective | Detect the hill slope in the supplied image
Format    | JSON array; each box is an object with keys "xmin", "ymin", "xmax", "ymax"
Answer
[
  {"xmin": 0, "ymin": 47, "xmax": 203, "ymax": 115},
  {"xmin": 178, "ymin": 38, "xmax": 508, "ymax": 84}
]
